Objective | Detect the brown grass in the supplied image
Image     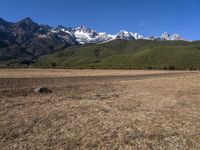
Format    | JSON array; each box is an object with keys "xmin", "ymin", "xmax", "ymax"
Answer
[
  {"xmin": 0, "ymin": 69, "xmax": 200, "ymax": 150},
  {"xmin": 0, "ymin": 69, "xmax": 188, "ymax": 78}
]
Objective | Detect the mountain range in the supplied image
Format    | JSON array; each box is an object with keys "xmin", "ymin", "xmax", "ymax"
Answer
[
  {"xmin": 2, "ymin": 17, "xmax": 200, "ymax": 70},
  {"xmin": 0, "ymin": 17, "xmax": 184, "ymax": 60},
  {"xmin": 51, "ymin": 25, "xmax": 183, "ymax": 44}
]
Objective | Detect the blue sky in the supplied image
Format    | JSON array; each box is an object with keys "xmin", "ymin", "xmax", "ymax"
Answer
[{"xmin": 0, "ymin": 0, "xmax": 199, "ymax": 40}]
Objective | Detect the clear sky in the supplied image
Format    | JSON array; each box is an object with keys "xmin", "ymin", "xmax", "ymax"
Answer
[{"xmin": 0, "ymin": 0, "xmax": 199, "ymax": 40}]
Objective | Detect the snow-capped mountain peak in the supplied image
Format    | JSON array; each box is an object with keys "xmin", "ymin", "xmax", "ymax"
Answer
[
  {"xmin": 161, "ymin": 32, "xmax": 171, "ymax": 40},
  {"xmin": 118, "ymin": 30, "xmax": 130, "ymax": 35},
  {"xmin": 161, "ymin": 32, "xmax": 182, "ymax": 41},
  {"xmin": 132, "ymin": 32, "xmax": 144, "ymax": 40},
  {"xmin": 115, "ymin": 30, "xmax": 135, "ymax": 40},
  {"xmin": 115, "ymin": 30, "xmax": 144, "ymax": 40},
  {"xmin": 170, "ymin": 33, "xmax": 182, "ymax": 40},
  {"xmin": 49, "ymin": 25, "xmax": 184, "ymax": 44},
  {"xmin": 73, "ymin": 26, "xmax": 98, "ymax": 44},
  {"xmin": 75, "ymin": 25, "xmax": 93, "ymax": 33}
]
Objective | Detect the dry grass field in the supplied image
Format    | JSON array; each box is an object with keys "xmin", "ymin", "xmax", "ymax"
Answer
[{"xmin": 0, "ymin": 69, "xmax": 200, "ymax": 150}]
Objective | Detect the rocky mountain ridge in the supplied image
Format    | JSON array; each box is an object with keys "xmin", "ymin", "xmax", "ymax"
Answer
[{"xmin": 0, "ymin": 17, "xmax": 184, "ymax": 61}]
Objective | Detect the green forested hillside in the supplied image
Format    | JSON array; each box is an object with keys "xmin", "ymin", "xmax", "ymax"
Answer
[{"xmin": 36, "ymin": 39, "xmax": 200, "ymax": 70}]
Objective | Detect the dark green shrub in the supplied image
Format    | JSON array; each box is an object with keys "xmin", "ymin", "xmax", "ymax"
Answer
[
  {"xmin": 168, "ymin": 65, "xmax": 176, "ymax": 70},
  {"xmin": 51, "ymin": 62, "xmax": 57, "ymax": 68}
]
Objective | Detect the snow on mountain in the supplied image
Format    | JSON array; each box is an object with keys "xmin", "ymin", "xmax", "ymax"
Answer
[
  {"xmin": 170, "ymin": 34, "xmax": 182, "ymax": 40},
  {"xmin": 132, "ymin": 32, "xmax": 144, "ymax": 40},
  {"xmin": 114, "ymin": 30, "xmax": 144, "ymax": 40},
  {"xmin": 115, "ymin": 30, "xmax": 134, "ymax": 40},
  {"xmin": 74, "ymin": 25, "xmax": 98, "ymax": 44},
  {"xmin": 50, "ymin": 25, "xmax": 183, "ymax": 44},
  {"xmin": 72, "ymin": 25, "xmax": 123, "ymax": 44},
  {"xmin": 161, "ymin": 32, "xmax": 182, "ymax": 41},
  {"xmin": 161, "ymin": 32, "xmax": 171, "ymax": 40},
  {"xmin": 51, "ymin": 26, "xmax": 77, "ymax": 45}
]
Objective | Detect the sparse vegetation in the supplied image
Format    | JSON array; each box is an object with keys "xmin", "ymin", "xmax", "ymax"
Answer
[{"xmin": 0, "ymin": 69, "xmax": 200, "ymax": 149}]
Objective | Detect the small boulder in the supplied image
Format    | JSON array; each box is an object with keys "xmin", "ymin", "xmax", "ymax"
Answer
[{"xmin": 34, "ymin": 87, "xmax": 52, "ymax": 94}]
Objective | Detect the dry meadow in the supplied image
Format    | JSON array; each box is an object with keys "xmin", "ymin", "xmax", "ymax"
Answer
[{"xmin": 0, "ymin": 69, "xmax": 200, "ymax": 150}]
